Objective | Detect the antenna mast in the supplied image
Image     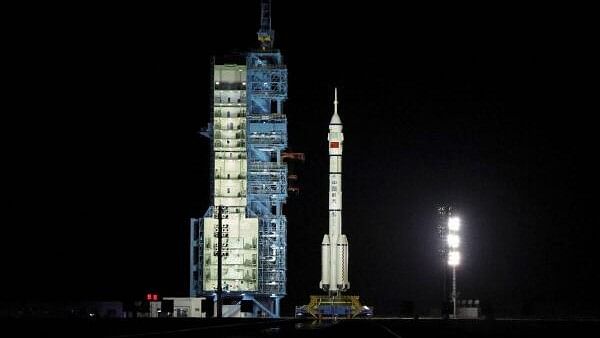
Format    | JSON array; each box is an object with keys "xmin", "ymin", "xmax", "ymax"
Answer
[{"xmin": 257, "ymin": 0, "xmax": 274, "ymax": 50}]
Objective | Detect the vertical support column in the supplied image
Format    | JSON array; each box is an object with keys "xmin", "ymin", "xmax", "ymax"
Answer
[
  {"xmin": 217, "ymin": 206, "xmax": 223, "ymax": 318},
  {"xmin": 190, "ymin": 219, "xmax": 195, "ymax": 296},
  {"xmin": 274, "ymin": 296, "xmax": 280, "ymax": 318},
  {"xmin": 452, "ymin": 266, "xmax": 457, "ymax": 319}
]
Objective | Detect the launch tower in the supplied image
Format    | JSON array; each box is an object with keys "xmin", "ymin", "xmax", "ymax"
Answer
[{"xmin": 190, "ymin": 0, "xmax": 288, "ymax": 318}]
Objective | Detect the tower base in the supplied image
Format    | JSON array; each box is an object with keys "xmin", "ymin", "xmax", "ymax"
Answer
[{"xmin": 295, "ymin": 295, "xmax": 373, "ymax": 319}]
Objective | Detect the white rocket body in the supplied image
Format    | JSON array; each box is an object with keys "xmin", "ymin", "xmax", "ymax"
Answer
[{"xmin": 320, "ymin": 88, "xmax": 350, "ymax": 293}]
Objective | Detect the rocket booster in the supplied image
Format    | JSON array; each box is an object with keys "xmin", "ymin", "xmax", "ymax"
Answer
[{"xmin": 320, "ymin": 88, "xmax": 350, "ymax": 293}]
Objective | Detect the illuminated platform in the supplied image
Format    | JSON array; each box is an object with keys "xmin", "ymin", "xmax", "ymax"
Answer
[{"xmin": 295, "ymin": 295, "xmax": 373, "ymax": 319}]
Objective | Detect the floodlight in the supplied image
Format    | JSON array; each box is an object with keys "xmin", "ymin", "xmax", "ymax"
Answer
[
  {"xmin": 448, "ymin": 216, "xmax": 461, "ymax": 231},
  {"xmin": 448, "ymin": 250, "xmax": 461, "ymax": 266},
  {"xmin": 447, "ymin": 234, "xmax": 460, "ymax": 248}
]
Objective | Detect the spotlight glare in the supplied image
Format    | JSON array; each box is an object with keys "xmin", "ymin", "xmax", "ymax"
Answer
[
  {"xmin": 448, "ymin": 251, "xmax": 461, "ymax": 266},
  {"xmin": 448, "ymin": 216, "xmax": 461, "ymax": 231},
  {"xmin": 447, "ymin": 234, "xmax": 460, "ymax": 248}
]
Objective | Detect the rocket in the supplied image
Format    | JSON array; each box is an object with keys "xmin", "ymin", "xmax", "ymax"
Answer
[{"xmin": 320, "ymin": 88, "xmax": 350, "ymax": 294}]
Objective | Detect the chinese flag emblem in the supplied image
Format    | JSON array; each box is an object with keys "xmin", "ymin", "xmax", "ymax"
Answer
[{"xmin": 330, "ymin": 142, "xmax": 340, "ymax": 148}]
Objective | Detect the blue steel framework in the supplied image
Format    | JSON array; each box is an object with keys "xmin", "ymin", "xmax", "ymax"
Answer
[
  {"xmin": 246, "ymin": 49, "xmax": 288, "ymax": 315},
  {"xmin": 190, "ymin": 1, "xmax": 288, "ymax": 318}
]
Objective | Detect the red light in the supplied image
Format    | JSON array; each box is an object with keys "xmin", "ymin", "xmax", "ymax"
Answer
[
  {"xmin": 146, "ymin": 293, "xmax": 152, "ymax": 301},
  {"xmin": 330, "ymin": 142, "xmax": 339, "ymax": 148},
  {"xmin": 152, "ymin": 294, "xmax": 158, "ymax": 301}
]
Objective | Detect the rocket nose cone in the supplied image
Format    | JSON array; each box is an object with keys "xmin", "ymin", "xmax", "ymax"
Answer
[
  {"xmin": 322, "ymin": 235, "xmax": 330, "ymax": 244},
  {"xmin": 330, "ymin": 113, "xmax": 342, "ymax": 125},
  {"xmin": 331, "ymin": 87, "xmax": 342, "ymax": 124},
  {"xmin": 341, "ymin": 234, "xmax": 348, "ymax": 244}
]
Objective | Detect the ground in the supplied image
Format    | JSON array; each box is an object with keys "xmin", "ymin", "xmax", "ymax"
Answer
[{"xmin": 2, "ymin": 317, "xmax": 599, "ymax": 337}]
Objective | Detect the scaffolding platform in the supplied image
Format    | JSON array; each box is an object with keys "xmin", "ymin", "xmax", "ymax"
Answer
[{"xmin": 295, "ymin": 295, "xmax": 373, "ymax": 319}]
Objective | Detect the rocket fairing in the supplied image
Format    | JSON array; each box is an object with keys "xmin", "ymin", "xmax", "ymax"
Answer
[{"xmin": 320, "ymin": 88, "xmax": 350, "ymax": 293}]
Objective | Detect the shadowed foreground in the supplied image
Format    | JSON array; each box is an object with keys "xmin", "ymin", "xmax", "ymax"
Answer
[{"xmin": 2, "ymin": 318, "xmax": 599, "ymax": 337}]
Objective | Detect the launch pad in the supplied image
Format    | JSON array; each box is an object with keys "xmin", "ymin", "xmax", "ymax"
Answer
[{"xmin": 295, "ymin": 295, "xmax": 373, "ymax": 318}]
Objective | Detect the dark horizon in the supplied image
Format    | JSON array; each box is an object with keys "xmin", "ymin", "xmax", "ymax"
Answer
[{"xmin": 4, "ymin": 1, "xmax": 597, "ymax": 317}]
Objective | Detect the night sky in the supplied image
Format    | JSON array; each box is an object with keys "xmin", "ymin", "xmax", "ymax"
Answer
[{"xmin": 5, "ymin": 2, "xmax": 597, "ymax": 317}]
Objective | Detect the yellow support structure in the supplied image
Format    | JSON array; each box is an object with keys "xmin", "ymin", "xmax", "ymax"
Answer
[{"xmin": 305, "ymin": 295, "xmax": 367, "ymax": 319}]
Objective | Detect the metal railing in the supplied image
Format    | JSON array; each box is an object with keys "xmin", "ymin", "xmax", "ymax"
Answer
[{"xmin": 247, "ymin": 162, "xmax": 287, "ymax": 171}]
